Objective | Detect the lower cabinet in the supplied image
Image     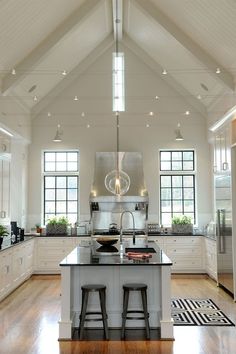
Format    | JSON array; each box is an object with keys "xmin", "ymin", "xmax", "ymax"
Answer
[
  {"xmin": 153, "ymin": 236, "xmax": 205, "ymax": 273},
  {"xmin": 34, "ymin": 237, "xmax": 91, "ymax": 274},
  {"xmin": 204, "ymin": 237, "xmax": 217, "ymax": 280},
  {"xmin": 0, "ymin": 239, "xmax": 34, "ymax": 301}
]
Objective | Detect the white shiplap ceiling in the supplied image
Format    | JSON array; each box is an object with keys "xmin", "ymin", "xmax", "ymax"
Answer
[{"xmin": 0, "ymin": 0, "xmax": 236, "ymax": 119}]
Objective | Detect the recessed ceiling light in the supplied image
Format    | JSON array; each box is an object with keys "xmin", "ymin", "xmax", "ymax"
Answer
[
  {"xmin": 81, "ymin": 112, "xmax": 85, "ymax": 117},
  {"xmin": 86, "ymin": 123, "xmax": 90, "ymax": 128},
  {"xmin": 47, "ymin": 112, "xmax": 51, "ymax": 117},
  {"xmin": 33, "ymin": 95, "xmax": 38, "ymax": 102},
  {"xmin": 185, "ymin": 110, "xmax": 190, "ymax": 116},
  {"xmin": 146, "ymin": 123, "xmax": 150, "ymax": 128},
  {"xmin": 11, "ymin": 68, "xmax": 16, "ymax": 75},
  {"xmin": 197, "ymin": 94, "xmax": 202, "ymax": 100},
  {"xmin": 155, "ymin": 95, "xmax": 159, "ymax": 100},
  {"xmin": 162, "ymin": 69, "xmax": 167, "ymax": 75},
  {"xmin": 149, "ymin": 111, "xmax": 154, "ymax": 116},
  {"xmin": 74, "ymin": 95, "xmax": 78, "ymax": 101},
  {"xmin": 216, "ymin": 67, "xmax": 221, "ymax": 74},
  {"xmin": 62, "ymin": 70, "xmax": 67, "ymax": 76}
]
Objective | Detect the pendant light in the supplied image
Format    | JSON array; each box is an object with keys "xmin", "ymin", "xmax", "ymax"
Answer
[
  {"xmin": 104, "ymin": 0, "xmax": 130, "ymax": 196},
  {"xmin": 104, "ymin": 112, "xmax": 130, "ymax": 196},
  {"xmin": 175, "ymin": 123, "xmax": 184, "ymax": 141},
  {"xmin": 53, "ymin": 124, "xmax": 62, "ymax": 142}
]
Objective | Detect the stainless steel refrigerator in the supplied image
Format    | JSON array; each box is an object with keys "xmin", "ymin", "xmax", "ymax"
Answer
[{"xmin": 215, "ymin": 174, "xmax": 234, "ymax": 294}]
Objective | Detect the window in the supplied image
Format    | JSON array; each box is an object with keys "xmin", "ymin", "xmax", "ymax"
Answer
[
  {"xmin": 159, "ymin": 150, "xmax": 196, "ymax": 225},
  {"xmin": 113, "ymin": 52, "xmax": 125, "ymax": 112},
  {"xmin": 43, "ymin": 151, "xmax": 79, "ymax": 225}
]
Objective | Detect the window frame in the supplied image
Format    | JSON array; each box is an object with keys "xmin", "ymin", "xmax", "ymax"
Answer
[
  {"xmin": 159, "ymin": 149, "xmax": 196, "ymax": 226},
  {"xmin": 42, "ymin": 150, "xmax": 79, "ymax": 225}
]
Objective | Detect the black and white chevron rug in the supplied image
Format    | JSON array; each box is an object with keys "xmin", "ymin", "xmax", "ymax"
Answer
[{"xmin": 171, "ymin": 298, "xmax": 235, "ymax": 326}]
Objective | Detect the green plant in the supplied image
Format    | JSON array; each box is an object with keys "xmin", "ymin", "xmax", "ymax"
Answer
[
  {"xmin": 0, "ymin": 224, "xmax": 9, "ymax": 237},
  {"xmin": 46, "ymin": 216, "xmax": 69, "ymax": 226},
  {"xmin": 172, "ymin": 215, "xmax": 192, "ymax": 225}
]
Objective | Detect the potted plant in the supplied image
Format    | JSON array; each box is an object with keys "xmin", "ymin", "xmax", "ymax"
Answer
[
  {"xmin": 171, "ymin": 215, "xmax": 193, "ymax": 235},
  {"xmin": 35, "ymin": 223, "xmax": 42, "ymax": 234},
  {"xmin": 0, "ymin": 224, "xmax": 9, "ymax": 248},
  {"xmin": 46, "ymin": 216, "xmax": 69, "ymax": 235}
]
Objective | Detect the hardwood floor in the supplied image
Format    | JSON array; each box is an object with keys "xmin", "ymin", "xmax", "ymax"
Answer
[{"xmin": 0, "ymin": 275, "xmax": 236, "ymax": 354}]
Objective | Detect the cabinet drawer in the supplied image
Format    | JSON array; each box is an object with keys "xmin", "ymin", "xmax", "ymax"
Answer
[
  {"xmin": 165, "ymin": 237, "xmax": 201, "ymax": 245},
  {"xmin": 171, "ymin": 257, "xmax": 203, "ymax": 269},
  {"xmin": 37, "ymin": 238, "xmax": 74, "ymax": 247},
  {"xmin": 166, "ymin": 246, "xmax": 201, "ymax": 256}
]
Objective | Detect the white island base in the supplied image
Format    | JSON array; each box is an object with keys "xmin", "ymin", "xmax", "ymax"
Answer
[{"xmin": 59, "ymin": 248, "xmax": 174, "ymax": 340}]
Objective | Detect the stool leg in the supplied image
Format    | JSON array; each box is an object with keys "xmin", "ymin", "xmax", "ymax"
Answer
[
  {"xmin": 121, "ymin": 289, "xmax": 129, "ymax": 339},
  {"xmin": 79, "ymin": 290, "xmax": 89, "ymax": 340},
  {"xmin": 141, "ymin": 289, "xmax": 150, "ymax": 339},
  {"xmin": 99, "ymin": 289, "xmax": 109, "ymax": 340}
]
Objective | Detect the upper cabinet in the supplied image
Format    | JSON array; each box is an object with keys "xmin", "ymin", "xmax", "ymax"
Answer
[
  {"xmin": 213, "ymin": 125, "xmax": 231, "ymax": 173},
  {"xmin": 0, "ymin": 138, "xmax": 11, "ymax": 222}
]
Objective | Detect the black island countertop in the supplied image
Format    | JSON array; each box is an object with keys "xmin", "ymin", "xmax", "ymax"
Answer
[{"xmin": 60, "ymin": 239, "xmax": 172, "ymax": 267}]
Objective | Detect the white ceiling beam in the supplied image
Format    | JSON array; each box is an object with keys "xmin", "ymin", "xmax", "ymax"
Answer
[
  {"xmin": 123, "ymin": 34, "xmax": 207, "ymax": 117},
  {"xmin": 31, "ymin": 34, "xmax": 114, "ymax": 118},
  {"xmin": 112, "ymin": 0, "xmax": 123, "ymax": 41},
  {"xmin": 2, "ymin": 0, "xmax": 102, "ymax": 95},
  {"xmin": 134, "ymin": 0, "xmax": 235, "ymax": 91}
]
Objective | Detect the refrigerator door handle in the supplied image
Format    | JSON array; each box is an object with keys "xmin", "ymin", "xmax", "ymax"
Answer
[{"xmin": 217, "ymin": 209, "xmax": 225, "ymax": 254}]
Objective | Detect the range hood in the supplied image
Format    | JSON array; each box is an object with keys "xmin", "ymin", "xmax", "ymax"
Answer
[{"xmin": 90, "ymin": 152, "xmax": 148, "ymax": 203}]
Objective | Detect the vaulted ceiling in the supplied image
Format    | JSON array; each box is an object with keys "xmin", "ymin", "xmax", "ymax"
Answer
[{"xmin": 0, "ymin": 0, "xmax": 236, "ymax": 121}]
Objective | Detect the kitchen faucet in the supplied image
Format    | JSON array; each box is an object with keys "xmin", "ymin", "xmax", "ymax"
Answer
[{"xmin": 120, "ymin": 210, "xmax": 136, "ymax": 245}]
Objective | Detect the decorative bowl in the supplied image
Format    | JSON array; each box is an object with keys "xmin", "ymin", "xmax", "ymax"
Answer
[{"xmin": 96, "ymin": 237, "xmax": 118, "ymax": 246}]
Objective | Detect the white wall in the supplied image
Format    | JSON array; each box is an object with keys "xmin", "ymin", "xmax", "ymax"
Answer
[{"xmin": 28, "ymin": 46, "xmax": 212, "ymax": 230}]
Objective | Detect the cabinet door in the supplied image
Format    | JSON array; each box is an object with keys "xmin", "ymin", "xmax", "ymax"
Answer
[
  {"xmin": 0, "ymin": 158, "xmax": 10, "ymax": 220},
  {"xmin": 0, "ymin": 249, "xmax": 12, "ymax": 300},
  {"xmin": 12, "ymin": 247, "xmax": 25, "ymax": 286},
  {"xmin": 24, "ymin": 240, "xmax": 34, "ymax": 276}
]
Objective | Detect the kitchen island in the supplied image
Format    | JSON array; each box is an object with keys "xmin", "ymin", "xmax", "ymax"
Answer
[{"xmin": 58, "ymin": 238, "xmax": 173, "ymax": 340}]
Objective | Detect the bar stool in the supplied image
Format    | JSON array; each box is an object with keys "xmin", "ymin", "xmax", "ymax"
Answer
[
  {"xmin": 79, "ymin": 284, "xmax": 109, "ymax": 340},
  {"xmin": 121, "ymin": 283, "xmax": 150, "ymax": 339}
]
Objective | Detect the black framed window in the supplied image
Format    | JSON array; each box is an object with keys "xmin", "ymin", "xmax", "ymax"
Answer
[
  {"xmin": 160, "ymin": 150, "xmax": 196, "ymax": 225},
  {"xmin": 43, "ymin": 151, "xmax": 79, "ymax": 224}
]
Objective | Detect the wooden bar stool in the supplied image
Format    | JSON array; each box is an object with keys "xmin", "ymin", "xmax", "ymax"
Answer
[
  {"xmin": 121, "ymin": 283, "xmax": 150, "ymax": 339},
  {"xmin": 79, "ymin": 284, "xmax": 109, "ymax": 340}
]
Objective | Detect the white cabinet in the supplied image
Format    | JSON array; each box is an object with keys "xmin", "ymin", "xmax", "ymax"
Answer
[
  {"xmin": 0, "ymin": 239, "xmax": 34, "ymax": 301},
  {"xmin": 34, "ymin": 237, "xmax": 91, "ymax": 273},
  {"xmin": 0, "ymin": 158, "xmax": 10, "ymax": 220},
  {"xmin": 0, "ymin": 248, "xmax": 12, "ymax": 300},
  {"xmin": 165, "ymin": 236, "xmax": 204, "ymax": 272},
  {"xmin": 214, "ymin": 125, "xmax": 231, "ymax": 173},
  {"xmin": 153, "ymin": 236, "xmax": 204, "ymax": 273},
  {"xmin": 204, "ymin": 237, "xmax": 217, "ymax": 280}
]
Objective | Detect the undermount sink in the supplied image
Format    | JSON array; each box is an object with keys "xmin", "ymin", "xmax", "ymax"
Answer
[{"xmin": 125, "ymin": 247, "xmax": 156, "ymax": 253}]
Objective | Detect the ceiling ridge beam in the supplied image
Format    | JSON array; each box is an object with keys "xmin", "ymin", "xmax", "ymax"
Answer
[
  {"xmin": 2, "ymin": 0, "xmax": 102, "ymax": 95},
  {"xmin": 123, "ymin": 33, "xmax": 207, "ymax": 117},
  {"xmin": 31, "ymin": 34, "xmax": 114, "ymax": 119},
  {"xmin": 134, "ymin": 0, "xmax": 235, "ymax": 91},
  {"xmin": 112, "ymin": 0, "xmax": 123, "ymax": 40}
]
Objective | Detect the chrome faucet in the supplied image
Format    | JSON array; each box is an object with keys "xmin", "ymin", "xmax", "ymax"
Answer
[{"xmin": 120, "ymin": 210, "xmax": 136, "ymax": 245}]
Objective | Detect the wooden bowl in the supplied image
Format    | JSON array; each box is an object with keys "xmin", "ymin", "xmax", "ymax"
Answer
[{"xmin": 96, "ymin": 237, "xmax": 118, "ymax": 246}]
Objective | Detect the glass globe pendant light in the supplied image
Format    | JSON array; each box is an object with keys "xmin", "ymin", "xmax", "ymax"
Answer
[{"xmin": 104, "ymin": 112, "xmax": 130, "ymax": 196}]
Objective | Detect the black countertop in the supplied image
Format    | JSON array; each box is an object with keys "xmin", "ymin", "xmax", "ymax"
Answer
[
  {"xmin": 0, "ymin": 236, "xmax": 34, "ymax": 252},
  {"xmin": 60, "ymin": 239, "xmax": 172, "ymax": 267}
]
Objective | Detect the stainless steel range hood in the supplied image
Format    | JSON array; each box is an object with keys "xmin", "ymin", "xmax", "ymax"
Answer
[
  {"xmin": 89, "ymin": 152, "xmax": 148, "ymax": 231},
  {"xmin": 90, "ymin": 152, "xmax": 148, "ymax": 203}
]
